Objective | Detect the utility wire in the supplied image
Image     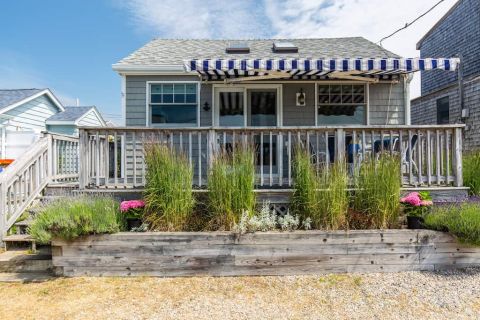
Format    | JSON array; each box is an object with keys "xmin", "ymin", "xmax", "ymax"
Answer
[{"xmin": 378, "ymin": 0, "xmax": 445, "ymax": 47}]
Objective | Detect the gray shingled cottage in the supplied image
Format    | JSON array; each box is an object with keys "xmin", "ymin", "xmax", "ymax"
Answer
[
  {"xmin": 77, "ymin": 37, "xmax": 465, "ymax": 201},
  {"xmin": 411, "ymin": 0, "xmax": 480, "ymax": 151}
]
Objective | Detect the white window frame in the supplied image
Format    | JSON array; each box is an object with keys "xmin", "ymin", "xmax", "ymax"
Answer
[
  {"xmin": 314, "ymin": 82, "xmax": 369, "ymax": 126},
  {"xmin": 146, "ymin": 81, "xmax": 200, "ymax": 127},
  {"xmin": 212, "ymin": 84, "xmax": 283, "ymax": 127}
]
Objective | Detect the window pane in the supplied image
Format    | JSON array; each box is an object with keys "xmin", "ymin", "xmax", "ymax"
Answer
[
  {"xmin": 437, "ymin": 96, "xmax": 449, "ymax": 124},
  {"xmin": 219, "ymin": 92, "xmax": 244, "ymax": 126},
  {"xmin": 151, "ymin": 105, "xmax": 196, "ymax": 124},
  {"xmin": 151, "ymin": 94, "xmax": 162, "ymax": 103},
  {"xmin": 318, "ymin": 85, "xmax": 329, "ymax": 94},
  {"xmin": 185, "ymin": 84, "xmax": 197, "ymax": 94},
  {"xmin": 174, "ymin": 94, "xmax": 185, "ymax": 103},
  {"xmin": 352, "ymin": 85, "xmax": 365, "ymax": 94},
  {"xmin": 342, "ymin": 85, "xmax": 353, "ymax": 94},
  {"xmin": 342, "ymin": 94, "xmax": 353, "ymax": 103},
  {"xmin": 249, "ymin": 90, "xmax": 276, "ymax": 126},
  {"xmin": 151, "ymin": 85, "xmax": 162, "ymax": 94},
  {"xmin": 318, "ymin": 95, "xmax": 329, "ymax": 104},
  {"xmin": 163, "ymin": 94, "xmax": 173, "ymax": 103},
  {"xmin": 317, "ymin": 105, "xmax": 365, "ymax": 125},
  {"xmin": 185, "ymin": 94, "xmax": 196, "ymax": 103},
  {"xmin": 174, "ymin": 84, "xmax": 185, "ymax": 94},
  {"xmin": 163, "ymin": 84, "xmax": 174, "ymax": 94},
  {"xmin": 353, "ymin": 95, "xmax": 365, "ymax": 103}
]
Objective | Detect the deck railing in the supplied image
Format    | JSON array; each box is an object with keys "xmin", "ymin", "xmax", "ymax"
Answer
[
  {"xmin": 0, "ymin": 133, "xmax": 79, "ymax": 237},
  {"xmin": 78, "ymin": 125, "xmax": 464, "ymax": 190}
]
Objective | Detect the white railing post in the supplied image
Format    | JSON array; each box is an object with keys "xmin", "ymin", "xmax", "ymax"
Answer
[
  {"xmin": 47, "ymin": 134, "xmax": 54, "ymax": 181},
  {"xmin": 453, "ymin": 127, "xmax": 463, "ymax": 187},
  {"xmin": 78, "ymin": 129, "xmax": 87, "ymax": 189},
  {"xmin": 335, "ymin": 128, "xmax": 345, "ymax": 163},
  {"xmin": 207, "ymin": 129, "xmax": 217, "ymax": 172},
  {"xmin": 0, "ymin": 183, "xmax": 5, "ymax": 241}
]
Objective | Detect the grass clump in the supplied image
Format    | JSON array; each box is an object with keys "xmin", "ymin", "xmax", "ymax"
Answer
[
  {"xmin": 28, "ymin": 196, "xmax": 120, "ymax": 244},
  {"xmin": 353, "ymin": 155, "xmax": 401, "ymax": 229},
  {"xmin": 143, "ymin": 144, "xmax": 195, "ymax": 231},
  {"xmin": 291, "ymin": 146, "xmax": 348, "ymax": 230},
  {"xmin": 424, "ymin": 203, "xmax": 480, "ymax": 245},
  {"xmin": 463, "ymin": 151, "xmax": 480, "ymax": 196},
  {"xmin": 208, "ymin": 145, "xmax": 255, "ymax": 230}
]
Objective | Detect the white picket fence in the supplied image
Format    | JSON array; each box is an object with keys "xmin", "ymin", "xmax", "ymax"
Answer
[{"xmin": 0, "ymin": 133, "xmax": 79, "ymax": 239}]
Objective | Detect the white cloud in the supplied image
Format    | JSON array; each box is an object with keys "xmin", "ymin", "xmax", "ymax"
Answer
[
  {"xmin": 264, "ymin": 0, "xmax": 458, "ymax": 98},
  {"xmin": 120, "ymin": 0, "xmax": 459, "ymax": 98},
  {"xmin": 119, "ymin": 0, "xmax": 271, "ymax": 39}
]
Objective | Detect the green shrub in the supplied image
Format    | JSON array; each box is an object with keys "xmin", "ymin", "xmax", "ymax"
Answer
[
  {"xmin": 463, "ymin": 151, "xmax": 480, "ymax": 196},
  {"xmin": 143, "ymin": 144, "xmax": 195, "ymax": 231},
  {"xmin": 207, "ymin": 145, "xmax": 255, "ymax": 230},
  {"xmin": 353, "ymin": 155, "xmax": 401, "ymax": 229},
  {"xmin": 424, "ymin": 203, "xmax": 480, "ymax": 245},
  {"xmin": 291, "ymin": 146, "xmax": 348, "ymax": 230},
  {"xmin": 316, "ymin": 162, "xmax": 349, "ymax": 229},
  {"xmin": 291, "ymin": 146, "xmax": 318, "ymax": 222},
  {"xmin": 28, "ymin": 196, "xmax": 121, "ymax": 244}
]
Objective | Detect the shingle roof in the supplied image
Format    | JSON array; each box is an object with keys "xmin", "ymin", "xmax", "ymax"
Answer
[
  {"xmin": 46, "ymin": 106, "xmax": 93, "ymax": 122},
  {"xmin": 115, "ymin": 38, "xmax": 400, "ymax": 66},
  {"xmin": 0, "ymin": 89, "xmax": 44, "ymax": 111}
]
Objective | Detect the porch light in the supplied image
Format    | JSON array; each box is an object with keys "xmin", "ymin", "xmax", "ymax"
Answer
[
  {"xmin": 203, "ymin": 102, "xmax": 210, "ymax": 111},
  {"xmin": 296, "ymin": 88, "xmax": 306, "ymax": 107}
]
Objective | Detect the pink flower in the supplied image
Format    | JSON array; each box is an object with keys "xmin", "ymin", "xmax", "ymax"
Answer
[
  {"xmin": 120, "ymin": 200, "xmax": 145, "ymax": 212},
  {"xmin": 400, "ymin": 192, "xmax": 422, "ymax": 206}
]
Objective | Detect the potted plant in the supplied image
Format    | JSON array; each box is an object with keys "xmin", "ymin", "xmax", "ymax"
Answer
[
  {"xmin": 400, "ymin": 191, "xmax": 433, "ymax": 229},
  {"xmin": 120, "ymin": 200, "xmax": 145, "ymax": 230}
]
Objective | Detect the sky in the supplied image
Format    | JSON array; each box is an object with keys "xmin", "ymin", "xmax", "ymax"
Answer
[{"xmin": 0, "ymin": 0, "xmax": 458, "ymax": 124}]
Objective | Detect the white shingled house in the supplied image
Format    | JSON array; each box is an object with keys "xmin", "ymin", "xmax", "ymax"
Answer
[{"xmin": 0, "ymin": 88, "xmax": 106, "ymax": 159}]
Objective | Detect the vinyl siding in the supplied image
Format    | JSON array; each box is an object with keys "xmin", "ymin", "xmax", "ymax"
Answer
[
  {"xmin": 77, "ymin": 109, "xmax": 104, "ymax": 126},
  {"xmin": 1, "ymin": 95, "xmax": 61, "ymax": 132}
]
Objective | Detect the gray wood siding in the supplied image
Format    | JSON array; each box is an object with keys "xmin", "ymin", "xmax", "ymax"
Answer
[
  {"xmin": 282, "ymin": 83, "xmax": 315, "ymax": 126},
  {"xmin": 125, "ymin": 76, "xmax": 407, "ymax": 127},
  {"xmin": 369, "ymin": 82, "xmax": 405, "ymax": 125}
]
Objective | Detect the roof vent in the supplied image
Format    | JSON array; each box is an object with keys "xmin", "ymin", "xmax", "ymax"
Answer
[
  {"xmin": 273, "ymin": 41, "xmax": 298, "ymax": 53},
  {"xmin": 226, "ymin": 42, "xmax": 250, "ymax": 53}
]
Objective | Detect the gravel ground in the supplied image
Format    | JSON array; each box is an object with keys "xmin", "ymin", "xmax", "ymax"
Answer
[{"xmin": 1, "ymin": 269, "xmax": 480, "ymax": 320}]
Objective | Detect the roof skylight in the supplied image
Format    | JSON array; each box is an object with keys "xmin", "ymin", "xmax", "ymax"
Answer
[
  {"xmin": 226, "ymin": 42, "xmax": 250, "ymax": 53},
  {"xmin": 273, "ymin": 42, "xmax": 298, "ymax": 53}
]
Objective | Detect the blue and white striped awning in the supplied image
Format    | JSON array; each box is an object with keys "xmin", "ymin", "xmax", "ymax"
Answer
[{"xmin": 184, "ymin": 58, "xmax": 460, "ymax": 73}]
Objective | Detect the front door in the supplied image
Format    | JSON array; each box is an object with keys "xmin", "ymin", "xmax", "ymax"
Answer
[{"xmin": 215, "ymin": 86, "xmax": 281, "ymax": 184}]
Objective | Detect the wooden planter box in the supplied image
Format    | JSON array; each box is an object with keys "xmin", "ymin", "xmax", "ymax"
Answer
[{"xmin": 51, "ymin": 230, "xmax": 480, "ymax": 277}]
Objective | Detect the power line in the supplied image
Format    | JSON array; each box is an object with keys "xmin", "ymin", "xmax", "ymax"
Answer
[{"xmin": 378, "ymin": 0, "xmax": 445, "ymax": 47}]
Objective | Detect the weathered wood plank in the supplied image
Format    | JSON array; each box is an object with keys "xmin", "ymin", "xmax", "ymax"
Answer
[{"xmin": 52, "ymin": 230, "xmax": 480, "ymax": 277}]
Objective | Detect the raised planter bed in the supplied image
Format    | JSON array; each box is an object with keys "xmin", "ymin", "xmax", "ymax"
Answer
[{"xmin": 51, "ymin": 230, "xmax": 480, "ymax": 277}]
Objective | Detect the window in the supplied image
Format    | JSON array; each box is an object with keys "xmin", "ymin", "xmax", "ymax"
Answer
[
  {"xmin": 149, "ymin": 83, "xmax": 198, "ymax": 125},
  {"xmin": 317, "ymin": 84, "xmax": 366, "ymax": 125},
  {"xmin": 272, "ymin": 42, "xmax": 298, "ymax": 53},
  {"xmin": 437, "ymin": 96, "xmax": 449, "ymax": 124}
]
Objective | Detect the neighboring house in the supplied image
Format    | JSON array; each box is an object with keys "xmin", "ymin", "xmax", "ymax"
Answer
[
  {"xmin": 46, "ymin": 106, "xmax": 107, "ymax": 136},
  {"xmin": 411, "ymin": 0, "xmax": 480, "ymax": 151},
  {"xmin": 0, "ymin": 88, "xmax": 64, "ymax": 159}
]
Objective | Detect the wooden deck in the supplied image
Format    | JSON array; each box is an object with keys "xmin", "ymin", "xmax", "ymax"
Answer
[{"xmin": 78, "ymin": 125, "xmax": 465, "ymax": 189}]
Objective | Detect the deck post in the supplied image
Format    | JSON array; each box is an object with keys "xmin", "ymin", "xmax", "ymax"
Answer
[
  {"xmin": 78, "ymin": 129, "xmax": 86, "ymax": 189},
  {"xmin": 207, "ymin": 129, "xmax": 217, "ymax": 171},
  {"xmin": 335, "ymin": 128, "xmax": 345, "ymax": 163},
  {"xmin": 47, "ymin": 134, "xmax": 54, "ymax": 182},
  {"xmin": 453, "ymin": 127, "xmax": 463, "ymax": 187}
]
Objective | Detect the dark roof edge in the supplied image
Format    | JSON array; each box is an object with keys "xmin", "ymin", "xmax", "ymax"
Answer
[{"xmin": 416, "ymin": 0, "xmax": 462, "ymax": 50}]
